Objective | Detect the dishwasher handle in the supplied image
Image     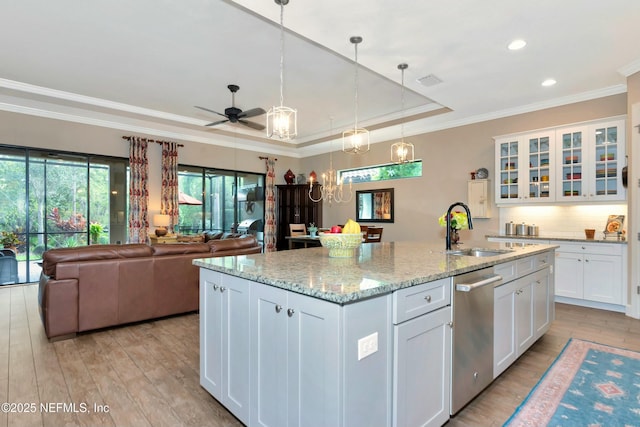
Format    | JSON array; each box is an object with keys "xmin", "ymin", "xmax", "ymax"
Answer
[{"xmin": 456, "ymin": 275, "xmax": 502, "ymax": 292}]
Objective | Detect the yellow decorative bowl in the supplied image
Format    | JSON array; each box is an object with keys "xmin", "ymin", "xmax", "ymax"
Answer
[{"xmin": 318, "ymin": 233, "xmax": 362, "ymax": 257}]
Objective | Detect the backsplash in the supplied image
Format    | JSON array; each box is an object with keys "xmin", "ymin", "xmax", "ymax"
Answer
[{"xmin": 499, "ymin": 204, "xmax": 628, "ymax": 240}]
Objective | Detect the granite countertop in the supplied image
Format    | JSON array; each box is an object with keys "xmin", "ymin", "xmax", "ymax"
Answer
[
  {"xmin": 486, "ymin": 234, "xmax": 627, "ymax": 244},
  {"xmin": 193, "ymin": 240, "xmax": 557, "ymax": 304}
]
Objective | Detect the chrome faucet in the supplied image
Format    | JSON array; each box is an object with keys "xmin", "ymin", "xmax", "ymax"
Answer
[{"xmin": 445, "ymin": 202, "xmax": 473, "ymax": 251}]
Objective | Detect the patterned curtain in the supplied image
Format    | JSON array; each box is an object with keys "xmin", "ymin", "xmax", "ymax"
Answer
[
  {"xmin": 160, "ymin": 142, "xmax": 179, "ymax": 233},
  {"xmin": 264, "ymin": 157, "xmax": 277, "ymax": 252},
  {"xmin": 128, "ymin": 137, "xmax": 149, "ymax": 243}
]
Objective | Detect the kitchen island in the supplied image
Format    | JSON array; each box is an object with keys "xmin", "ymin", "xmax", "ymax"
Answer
[{"xmin": 194, "ymin": 240, "xmax": 556, "ymax": 427}]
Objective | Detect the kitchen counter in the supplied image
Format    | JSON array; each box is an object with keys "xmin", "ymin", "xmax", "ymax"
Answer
[
  {"xmin": 193, "ymin": 240, "xmax": 556, "ymax": 304},
  {"xmin": 486, "ymin": 234, "xmax": 627, "ymax": 244}
]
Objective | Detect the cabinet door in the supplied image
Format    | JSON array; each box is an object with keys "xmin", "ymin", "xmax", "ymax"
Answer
[
  {"xmin": 495, "ymin": 138, "xmax": 522, "ymax": 204},
  {"xmin": 515, "ymin": 278, "xmax": 534, "ymax": 355},
  {"xmin": 394, "ymin": 306, "xmax": 451, "ymax": 427},
  {"xmin": 200, "ymin": 271, "xmax": 224, "ymax": 400},
  {"xmin": 200, "ymin": 272, "xmax": 251, "ymax": 424},
  {"xmin": 525, "ymin": 132, "xmax": 555, "ymax": 201},
  {"xmin": 221, "ymin": 276, "xmax": 251, "ymax": 424},
  {"xmin": 556, "ymin": 126, "xmax": 586, "ymax": 201},
  {"xmin": 554, "ymin": 251, "xmax": 583, "ymax": 298},
  {"xmin": 468, "ymin": 180, "xmax": 490, "ymax": 218},
  {"xmin": 589, "ymin": 119, "xmax": 625, "ymax": 201},
  {"xmin": 286, "ymin": 292, "xmax": 341, "ymax": 427},
  {"xmin": 533, "ymin": 268, "xmax": 552, "ymax": 339},
  {"xmin": 494, "ymin": 281, "xmax": 517, "ymax": 378},
  {"xmin": 583, "ymin": 254, "xmax": 622, "ymax": 304},
  {"xmin": 251, "ymin": 284, "xmax": 288, "ymax": 427}
]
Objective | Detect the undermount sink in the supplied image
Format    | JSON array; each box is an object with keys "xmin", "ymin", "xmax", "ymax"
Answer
[{"xmin": 447, "ymin": 248, "xmax": 514, "ymax": 257}]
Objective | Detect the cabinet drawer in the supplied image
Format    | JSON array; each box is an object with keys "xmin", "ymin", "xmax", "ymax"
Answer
[
  {"xmin": 556, "ymin": 242, "xmax": 623, "ymax": 256},
  {"xmin": 535, "ymin": 251, "xmax": 553, "ymax": 269},
  {"xmin": 392, "ymin": 278, "xmax": 450, "ymax": 324},
  {"xmin": 494, "ymin": 261, "xmax": 516, "ymax": 283}
]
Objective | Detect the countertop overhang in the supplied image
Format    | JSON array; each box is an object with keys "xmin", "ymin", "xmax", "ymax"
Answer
[{"xmin": 193, "ymin": 241, "xmax": 557, "ymax": 304}]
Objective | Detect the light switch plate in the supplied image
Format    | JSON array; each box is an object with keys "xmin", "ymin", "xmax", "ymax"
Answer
[{"xmin": 357, "ymin": 332, "xmax": 378, "ymax": 360}]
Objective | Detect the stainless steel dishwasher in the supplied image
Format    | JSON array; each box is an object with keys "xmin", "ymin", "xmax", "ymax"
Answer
[{"xmin": 450, "ymin": 267, "xmax": 503, "ymax": 414}]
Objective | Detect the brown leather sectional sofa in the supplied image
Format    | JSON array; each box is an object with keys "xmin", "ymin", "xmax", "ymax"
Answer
[{"xmin": 38, "ymin": 236, "xmax": 261, "ymax": 340}]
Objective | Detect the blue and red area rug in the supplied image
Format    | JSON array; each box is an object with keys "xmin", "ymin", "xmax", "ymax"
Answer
[{"xmin": 504, "ymin": 338, "xmax": 640, "ymax": 426}]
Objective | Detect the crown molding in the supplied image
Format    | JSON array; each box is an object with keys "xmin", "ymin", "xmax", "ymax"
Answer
[{"xmin": 618, "ymin": 59, "xmax": 640, "ymax": 77}]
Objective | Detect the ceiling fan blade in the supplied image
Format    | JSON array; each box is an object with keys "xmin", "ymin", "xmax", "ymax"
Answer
[
  {"xmin": 195, "ymin": 105, "xmax": 227, "ymax": 118},
  {"xmin": 238, "ymin": 107, "xmax": 266, "ymax": 119},
  {"xmin": 205, "ymin": 119, "xmax": 230, "ymax": 127},
  {"xmin": 239, "ymin": 119, "xmax": 266, "ymax": 131}
]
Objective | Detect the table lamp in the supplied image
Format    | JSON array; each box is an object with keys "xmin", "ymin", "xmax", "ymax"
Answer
[{"xmin": 153, "ymin": 214, "xmax": 170, "ymax": 237}]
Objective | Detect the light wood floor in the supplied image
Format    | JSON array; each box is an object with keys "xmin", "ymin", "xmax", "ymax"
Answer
[{"xmin": 2, "ymin": 284, "xmax": 640, "ymax": 427}]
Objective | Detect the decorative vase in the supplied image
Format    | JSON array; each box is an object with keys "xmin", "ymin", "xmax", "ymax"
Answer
[
  {"xmin": 309, "ymin": 170, "xmax": 317, "ymax": 183},
  {"xmin": 450, "ymin": 228, "xmax": 460, "ymax": 245},
  {"xmin": 284, "ymin": 169, "xmax": 295, "ymax": 184}
]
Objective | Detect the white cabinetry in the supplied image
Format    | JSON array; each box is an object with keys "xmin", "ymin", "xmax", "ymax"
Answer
[
  {"xmin": 250, "ymin": 283, "xmax": 341, "ymax": 427},
  {"xmin": 495, "ymin": 130, "xmax": 555, "ymax": 204},
  {"xmin": 200, "ymin": 270, "xmax": 251, "ymax": 424},
  {"xmin": 555, "ymin": 242, "xmax": 625, "ymax": 309},
  {"xmin": 493, "ymin": 253, "xmax": 553, "ymax": 378},
  {"xmin": 392, "ymin": 279, "xmax": 451, "ymax": 427},
  {"xmin": 556, "ymin": 119, "xmax": 626, "ymax": 202},
  {"xmin": 494, "ymin": 117, "xmax": 626, "ymax": 204},
  {"xmin": 468, "ymin": 179, "xmax": 491, "ymax": 218}
]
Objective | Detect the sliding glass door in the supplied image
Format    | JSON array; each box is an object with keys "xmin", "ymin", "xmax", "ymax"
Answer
[{"xmin": 0, "ymin": 146, "xmax": 128, "ymax": 284}]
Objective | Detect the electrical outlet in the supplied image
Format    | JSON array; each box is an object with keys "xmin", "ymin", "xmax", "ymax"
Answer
[{"xmin": 357, "ymin": 332, "xmax": 378, "ymax": 360}]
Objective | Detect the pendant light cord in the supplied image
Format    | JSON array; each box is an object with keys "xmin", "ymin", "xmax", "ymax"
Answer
[
  {"xmin": 354, "ymin": 42, "xmax": 359, "ymax": 130},
  {"xmin": 400, "ymin": 66, "xmax": 405, "ymax": 141},
  {"xmin": 279, "ymin": 2, "xmax": 285, "ymax": 108}
]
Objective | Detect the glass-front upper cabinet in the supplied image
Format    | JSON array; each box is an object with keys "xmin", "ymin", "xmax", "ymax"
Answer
[
  {"xmin": 556, "ymin": 118, "xmax": 625, "ymax": 202},
  {"xmin": 593, "ymin": 122, "xmax": 621, "ymax": 198},
  {"xmin": 495, "ymin": 130, "xmax": 555, "ymax": 205},
  {"xmin": 496, "ymin": 138, "xmax": 520, "ymax": 203},
  {"xmin": 527, "ymin": 134, "xmax": 554, "ymax": 201},
  {"xmin": 558, "ymin": 126, "xmax": 584, "ymax": 200}
]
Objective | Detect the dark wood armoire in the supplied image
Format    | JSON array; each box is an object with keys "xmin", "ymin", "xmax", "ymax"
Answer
[{"xmin": 276, "ymin": 184, "xmax": 323, "ymax": 251}]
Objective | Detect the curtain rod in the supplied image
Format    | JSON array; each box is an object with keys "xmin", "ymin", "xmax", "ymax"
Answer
[
  {"xmin": 259, "ymin": 156, "xmax": 277, "ymax": 161},
  {"xmin": 122, "ymin": 136, "xmax": 184, "ymax": 147}
]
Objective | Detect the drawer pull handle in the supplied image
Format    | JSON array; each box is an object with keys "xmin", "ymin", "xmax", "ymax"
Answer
[
  {"xmin": 287, "ymin": 308, "xmax": 295, "ymax": 317},
  {"xmin": 220, "ymin": 287, "xmax": 226, "ymax": 293},
  {"xmin": 212, "ymin": 284, "xmax": 219, "ymax": 291},
  {"xmin": 275, "ymin": 305, "xmax": 283, "ymax": 313},
  {"xmin": 424, "ymin": 295, "xmax": 432, "ymax": 302}
]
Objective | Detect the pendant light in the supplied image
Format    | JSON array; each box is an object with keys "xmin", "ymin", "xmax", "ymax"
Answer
[
  {"xmin": 267, "ymin": 0, "xmax": 297, "ymax": 141},
  {"xmin": 391, "ymin": 63, "xmax": 415, "ymax": 163},
  {"xmin": 309, "ymin": 117, "xmax": 353, "ymax": 205},
  {"xmin": 342, "ymin": 36, "xmax": 369, "ymax": 155}
]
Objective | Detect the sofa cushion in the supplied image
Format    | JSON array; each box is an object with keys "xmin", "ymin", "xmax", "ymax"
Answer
[
  {"xmin": 42, "ymin": 244, "xmax": 153, "ymax": 277},
  {"xmin": 208, "ymin": 235, "xmax": 260, "ymax": 253},
  {"xmin": 151, "ymin": 243, "xmax": 211, "ymax": 256}
]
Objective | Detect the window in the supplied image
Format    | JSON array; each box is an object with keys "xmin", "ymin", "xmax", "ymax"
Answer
[
  {"xmin": 178, "ymin": 166, "xmax": 265, "ymax": 245},
  {"xmin": 339, "ymin": 160, "xmax": 422, "ymax": 184}
]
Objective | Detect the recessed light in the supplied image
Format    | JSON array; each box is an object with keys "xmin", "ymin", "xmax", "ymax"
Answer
[
  {"xmin": 541, "ymin": 79, "xmax": 557, "ymax": 87},
  {"xmin": 508, "ymin": 39, "xmax": 527, "ymax": 50}
]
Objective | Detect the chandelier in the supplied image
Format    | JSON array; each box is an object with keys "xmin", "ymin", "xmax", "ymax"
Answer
[
  {"xmin": 310, "ymin": 119, "xmax": 353, "ymax": 205},
  {"xmin": 266, "ymin": 0, "xmax": 297, "ymax": 141},
  {"xmin": 342, "ymin": 36, "xmax": 369, "ymax": 154},
  {"xmin": 391, "ymin": 63, "xmax": 415, "ymax": 163}
]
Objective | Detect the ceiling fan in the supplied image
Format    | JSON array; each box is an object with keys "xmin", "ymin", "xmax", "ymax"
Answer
[{"xmin": 195, "ymin": 84, "xmax": 266, "ymax": 131}]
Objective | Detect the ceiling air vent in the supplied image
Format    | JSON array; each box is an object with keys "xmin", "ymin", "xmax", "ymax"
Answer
[{"xmin": 416, "ymin": 74, "xmax": 442, "ymax": 87}]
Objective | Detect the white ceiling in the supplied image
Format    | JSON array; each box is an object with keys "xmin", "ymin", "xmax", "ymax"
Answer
[{"xmin": 1, "ymin": 0, "xmax": 639, "ymax": 158}]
